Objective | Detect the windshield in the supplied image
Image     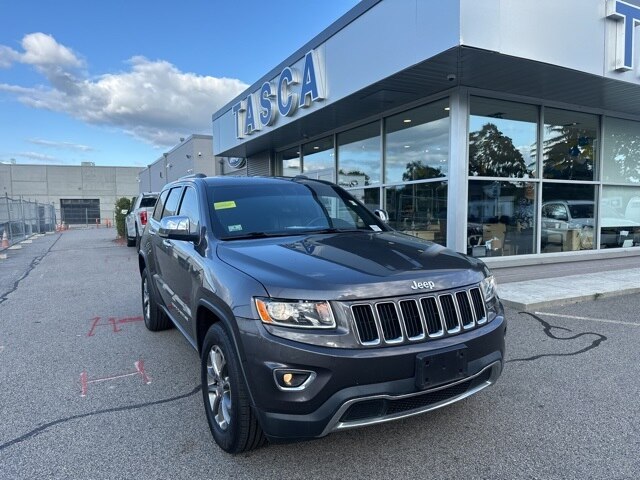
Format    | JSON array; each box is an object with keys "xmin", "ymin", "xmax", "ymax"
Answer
[
  {"xmin": 568, "ymin": 203, "xmax": 594, "ymax": 219},
  {"xmin": 207, "ymin": 180, "xmax": 386, "ymax": 239}
]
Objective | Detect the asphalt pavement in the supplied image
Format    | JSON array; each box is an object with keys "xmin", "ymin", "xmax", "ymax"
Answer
[{"xmin": 0, "ymin": 228, "xmax": 638, "ymax": 479}]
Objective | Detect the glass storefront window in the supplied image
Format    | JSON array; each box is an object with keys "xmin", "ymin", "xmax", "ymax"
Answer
[
  {"xmin": 602, "ymin": 117, "xmax": 640, "ymax": 184},
  {"xmin": 541, "ymin": 184, "xmax": 596, "ymax": 252},
  {"xmin": 337, "ymin": 122, "xmax": 380, "ymax": 188},
  {"xmin": 467, "ymin": 180, "xmax": 537, "ymax": 257},
  {"xmin": 384, "ymin": 181, "xmax": 447, "ymax": 245},
  {"xmin": 348, "ymin": 187, "xmax": 380, "ymax": 213},
  {"xmin": 302, "ymin": 136, "xmax": 334, "ymax": 178},
  {"xmin": 385, "ymin": 100, "xmax": 449, "ymax": 184},
  {"xmin": 600, "ymin": 186, "xmax": 640, "ymax": 248},
  {"xmin": 543, "ymin": 108, "xmax": 597, "ymax": 181},
  {"xmin": 469, "ymin": 97, "xmax": 537, "ymax": 178},
  {"xmin": 279, "ymin": 147, "xmax": 301, "ymax": 177}
]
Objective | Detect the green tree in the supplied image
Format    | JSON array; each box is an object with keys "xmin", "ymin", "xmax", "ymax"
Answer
[
  {"xmin": 543, "ymin": 125, "xmax": 594, "ymax": 180},
  {"xmin": 114, "ymin": 197, "xmax": 132, "ymax": 238},
  {"xmin": 603, "ymin": 129, "xmax": 640, "ymax": 183},
  {"xmin": 469, "ymin": 123, "xmax": 530, "ymax": 178},
  {"xmin": 401, "ymin": 161, "xmax": 444, "ymax": 182}
]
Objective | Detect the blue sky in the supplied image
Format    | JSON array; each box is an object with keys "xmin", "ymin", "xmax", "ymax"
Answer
[{"xmin": 0, "ymin": 0, "xmax": 360, "ymax": 167}]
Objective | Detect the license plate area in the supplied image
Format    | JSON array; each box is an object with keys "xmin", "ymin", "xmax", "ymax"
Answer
[{"xmin": 415, "ymin": 346, "xmax": 468, "ymax": 390}]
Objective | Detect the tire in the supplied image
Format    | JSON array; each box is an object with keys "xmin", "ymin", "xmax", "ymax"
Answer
[
  {"xmin": 141, "ymin": 268, "xmax": 172, "ymax": 331},
  {"xmin": 201, "ymin": 323, "xmax": 266, "ymax": 453}
]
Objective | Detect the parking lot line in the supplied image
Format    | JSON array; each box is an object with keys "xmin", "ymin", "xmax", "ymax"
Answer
[{"xmin": 534, "ymin": 311, "xmax": 640, "ymax": 327}]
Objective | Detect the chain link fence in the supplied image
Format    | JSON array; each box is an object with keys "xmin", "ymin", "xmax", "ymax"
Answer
[{"xmin": 0, "ymin": 194, "xmax": 57, "ymax": 249}]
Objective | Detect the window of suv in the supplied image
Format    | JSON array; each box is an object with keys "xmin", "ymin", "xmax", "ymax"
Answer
[
  {"xmin": 152, "ymin": 190, "xmax": 169, "ymax": 221},
  {"xmin": 177, "ymin": 186, "xmax": 200, "ymax": 234},
  {"xmin": 161, "ymin": 187, "xmax": 183, "ymax": 218},
  {"xmin": 207, "ymin": 180, "xmax": 386, "ymax": 239}
]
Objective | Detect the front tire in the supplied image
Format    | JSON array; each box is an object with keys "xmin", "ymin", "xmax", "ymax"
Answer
[
  {"xmin": 201, "ymin": 324, "xmax": 266, "ymax": 453},
  {"xmin": 141, "ymin": 268, "xmax": 172, "ymax": 331}
]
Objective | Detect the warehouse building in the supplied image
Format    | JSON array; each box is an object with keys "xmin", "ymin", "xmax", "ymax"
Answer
[
  {"xmin": 0, "ymin": 162, "xmax": 139, "ymax": 225},
  {"xmin": 211, "ymin": 0, "xmax": 640, "ymax": 264}
]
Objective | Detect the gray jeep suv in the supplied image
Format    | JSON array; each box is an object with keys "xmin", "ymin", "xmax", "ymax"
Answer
[{"xmin": 138, "ymin": 175, "xmax": 506, "ymax": 453}]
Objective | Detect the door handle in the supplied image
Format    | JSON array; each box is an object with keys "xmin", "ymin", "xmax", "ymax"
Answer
[{"xmin": 162, "ymin": 239, "xmax": 172, "ymax": 248}]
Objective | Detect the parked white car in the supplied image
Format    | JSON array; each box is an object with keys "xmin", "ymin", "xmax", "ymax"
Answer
[
  {"xmin": 541, "ymin": 200, "xmax": 640, "ymax": 249},
  {"xmin": 125, "ymin": 192, "xmax": 158, "ymax": 248}
]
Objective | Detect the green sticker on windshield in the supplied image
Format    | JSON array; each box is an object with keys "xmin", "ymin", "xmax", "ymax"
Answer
[{"xmin": 214, "ymin": 201, "xmax": 236, "ymax": 210}]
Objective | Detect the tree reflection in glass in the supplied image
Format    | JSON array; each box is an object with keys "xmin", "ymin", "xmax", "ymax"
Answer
[{"xmin": 543, "ymin": 109, "xmax": 597, "ymax": 181}]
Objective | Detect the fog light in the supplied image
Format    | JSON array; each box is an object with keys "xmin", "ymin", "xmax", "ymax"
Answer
[{"xmin": 274, "ymin": 369, "xmax": 316, "ymax": 390}]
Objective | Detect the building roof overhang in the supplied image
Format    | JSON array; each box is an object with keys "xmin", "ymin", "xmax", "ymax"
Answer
[{"xmin": 216, "ymin": 46, "xmax": 640, "ymax": 158}]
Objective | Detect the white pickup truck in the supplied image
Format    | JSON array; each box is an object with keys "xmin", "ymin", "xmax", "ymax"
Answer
[{"xmin": 125, "ymin": 192, "xmax": 158, "ymax": 248}]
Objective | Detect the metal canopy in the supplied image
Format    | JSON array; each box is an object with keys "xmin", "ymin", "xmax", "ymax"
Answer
[{"xmin": 221, "ymin": 46, "xmax": 640, "ymax": 158}]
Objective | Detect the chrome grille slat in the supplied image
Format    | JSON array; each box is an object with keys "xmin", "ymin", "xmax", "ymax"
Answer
[
  {"xmin": 351, "ymin": 305, "xmax": 380, "ymax": 345},
  {"xmin": 399, "ymin": 300, "xmax": 425, "ymax": 340},
  {"xmin": 350, "ymin": 285, "xmax": 489, "ymax": 346},
  {"xmin": 439, "ymin": 294, "xmax": 461, "ymax": 333},
  {"xmin": 376, "ymin": 302, "xmax": 403, "ymax": 343},
  {"xmin": 420, "ymin": 296, "xmax": 444, "ymax": 336},
  {"xmin": 469, "ymin": 287, "xmax": 487, "ymax": 324},
  {"xmin": 455, "ymin": 291, "xmax": 474, "ymax": 329}
]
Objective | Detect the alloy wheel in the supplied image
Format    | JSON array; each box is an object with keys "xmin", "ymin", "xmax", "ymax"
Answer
[
  {"xmin": 206, "ymin": 345, "xmax": 232, "ymax": 430},
  {"xmin": 142, "ymin": 277, "xmax": 150, "ymax": 322}
]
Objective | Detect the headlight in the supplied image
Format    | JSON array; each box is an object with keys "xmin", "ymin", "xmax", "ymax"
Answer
[
  {"xmin": 254, "ymin": 298, "xmax": 336, "ymax": 329},
  {"xmin": 480, "ymin": 275, "xmax": 498, "ymax": 302}
]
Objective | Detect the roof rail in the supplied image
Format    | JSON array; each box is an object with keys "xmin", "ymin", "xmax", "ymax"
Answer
[{"xmin": 179, "ymin": 173, "xmax": 207, "ymax": 179}]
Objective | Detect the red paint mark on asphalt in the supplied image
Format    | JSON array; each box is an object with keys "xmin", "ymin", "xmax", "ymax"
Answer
[
  {"xmin": 80, "ymin": 370, "xmax": 88, "ymax": 397},
  {"xmin": 87, "ymin": 316, "xmax": 143, "ymax": 337},
  {"xmin": 135, "ymin": 360, "xmax": 151, "ymax": 385},
  {"xmin": 79, "ymin": 359, "xmax": 151, "ymax": 397}
]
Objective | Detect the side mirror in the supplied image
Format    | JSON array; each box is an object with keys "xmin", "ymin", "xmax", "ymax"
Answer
[
  {"xmin": 158, "ymin": 215, "xmax": 199, "ymax": 242},
  {"xmin": 374, "ymin": 209, "xmax": 389, "ymax": 223}
]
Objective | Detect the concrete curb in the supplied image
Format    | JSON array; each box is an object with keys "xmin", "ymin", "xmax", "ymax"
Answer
[
  {"xmin": 501, "ymin": 287, "xmax": 640, "ymax": 311},
  {"xmin": 498, "ymin": 267, "xmax": 640, "ymax": 311}
]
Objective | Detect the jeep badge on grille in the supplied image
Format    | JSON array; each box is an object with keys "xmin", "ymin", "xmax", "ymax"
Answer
[{"xmin": 411, "ymin": 280, "xmax": 435, "ymax": 290}]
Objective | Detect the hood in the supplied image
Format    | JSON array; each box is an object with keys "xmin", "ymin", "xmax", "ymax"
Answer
[{"xmin": 216, "ymin": 231, "xmax": 486, "ymax": 301}]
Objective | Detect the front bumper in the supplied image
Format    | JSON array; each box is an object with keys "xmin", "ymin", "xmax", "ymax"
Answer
[{"xmin": 236, "ymin": 315, "xmax": 506, "ymax": 441}]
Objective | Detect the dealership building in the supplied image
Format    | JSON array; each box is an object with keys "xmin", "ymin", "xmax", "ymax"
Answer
[{"xmin": 211, "ymin": 0, "xmax": 640, "ymax": 264}]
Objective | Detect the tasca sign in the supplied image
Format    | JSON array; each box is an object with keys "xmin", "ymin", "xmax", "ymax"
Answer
[
  {"xmin": 231, "ymin": 49, "xmax": 326, "ymax": 139},
  {"xmin": 607, "ymin": 0, "xmax": 640, "ymax": 71}
]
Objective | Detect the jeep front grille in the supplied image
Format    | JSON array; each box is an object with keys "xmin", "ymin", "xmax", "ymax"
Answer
[{"xmin": 349, "ymin": 286, "xmax": 487, "ymax": 346}]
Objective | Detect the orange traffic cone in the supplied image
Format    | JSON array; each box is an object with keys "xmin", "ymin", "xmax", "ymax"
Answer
[{"xmin": 1, "ymin": 231, "xmax": 9, "ymax": 248}]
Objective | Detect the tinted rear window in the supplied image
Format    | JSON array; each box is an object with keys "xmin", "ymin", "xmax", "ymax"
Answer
[{"xmin": 140, "ymin": 196, "xmax": 158, "ymax": 208}]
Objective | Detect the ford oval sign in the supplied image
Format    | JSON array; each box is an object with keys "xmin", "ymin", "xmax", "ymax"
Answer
[{"xmin": 227, "ymin": 157, "xmax": 246, "ymax": 169}]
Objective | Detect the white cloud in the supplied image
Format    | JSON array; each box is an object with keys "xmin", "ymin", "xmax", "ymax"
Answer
[
  {"xmin": 0, "ymin": 46, "xmax": 20, "ymax": 68},
  {"xmin": 16, "ymin": 151, "xmax": 60, "ymax": 162},
  {"xmin": 20, "ymin": 33, "xmax": 84, "ymax": 69},
  {"xmin": 26, "ymin": 138, "xmax": 94, "ymax": 152},
  {"xmin": 0, "ymin": 33, "xmax": 248, "ymax": 147}
]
